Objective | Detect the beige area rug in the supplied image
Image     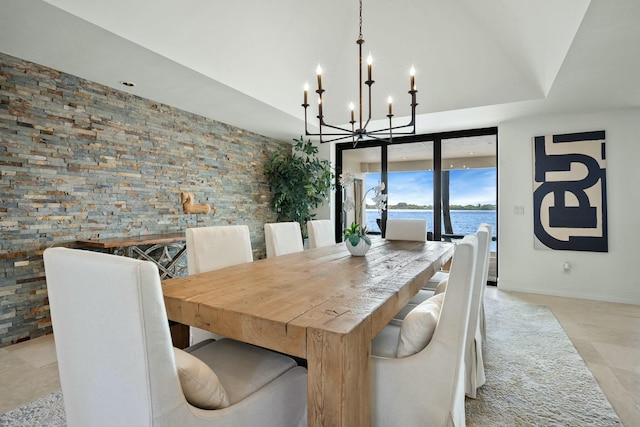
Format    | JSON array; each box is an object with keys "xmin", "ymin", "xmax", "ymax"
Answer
[
  {"xmin": 465, "ymin": 296, "xmax": 621, "ymax": 426},
  {"xmin": 0, "ymin": 298, "xmax": 621, "ymax": 426}
]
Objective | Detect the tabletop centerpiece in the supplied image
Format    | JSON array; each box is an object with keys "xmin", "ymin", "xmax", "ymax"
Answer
[{"xmin": 340, "ymin": 172, "xmax": 387, "ymax": 256}]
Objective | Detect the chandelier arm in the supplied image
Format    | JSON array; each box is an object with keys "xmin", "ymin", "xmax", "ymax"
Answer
[
  {"xmin": 366, "ymin": 122, "xmax": 417, "ymax": 134},
  {"xmin": 362, "ymin": 116, "xmax": 372, "ymax": 130},
  {"xmin": 310, "ymin": 114, "xmax": 417, "ymax": 139},
  {"xmin": 307, "ymin": 132, "xmax": 363, "ymax": 144},
  {"xmin": 320, "ymin": 122, "xmax": 356, "ymax": 134},
  {"xmin": 351, "ymin": 120, "xmax": 356, "ymax": 146},
  {"xmin": 367, "ymin": 130, "xmax": 417, "ymax": 137},
  {"xmin": 316, "ymin": 122, "xmax": 417, "ymax": 136},
  {"xmin": 303, "ymin": 105, "xmax": 310, "ymax": 136}
]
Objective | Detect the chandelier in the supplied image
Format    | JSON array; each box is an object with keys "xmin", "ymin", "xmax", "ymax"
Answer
[{"xmin": 302, "ymin": 0, "xmax": 418, "ymax": 146}]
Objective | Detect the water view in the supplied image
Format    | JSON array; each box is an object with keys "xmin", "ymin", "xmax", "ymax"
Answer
[
  {"xmin": 366, "ymin": 209, "xmax": 497, "ymax": 251},
  {"xmin": 360, "ymin": 169, "xmax": 497, "ymax": 251}
]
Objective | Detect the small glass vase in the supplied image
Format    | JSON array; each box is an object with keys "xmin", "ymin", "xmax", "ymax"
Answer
[{"xmin": 345, "ymin": 238, "xmax": 371, "ymax": 256}]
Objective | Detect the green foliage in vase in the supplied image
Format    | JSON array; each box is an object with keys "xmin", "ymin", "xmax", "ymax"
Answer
[
  {"xmin": 344, "ymin": 222, "xmax": 371, "ymax": 246},
  {"xmin": 264, "ymin": 136, "xmax": 335, "ymax": 238}
]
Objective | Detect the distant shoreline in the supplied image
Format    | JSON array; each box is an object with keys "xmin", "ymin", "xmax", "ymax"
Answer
[{"xmin": 366, "ymin": 205, "xmax": 496, "ymax": 211}]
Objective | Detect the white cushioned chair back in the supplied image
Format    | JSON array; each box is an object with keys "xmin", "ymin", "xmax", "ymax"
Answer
[
  {"xmin": 43, "ymin": 248, "xmax": 183, "ymax": 427},
  {"xmin": 307, "ymin": 219, "xmax": 336, "ymax": 249},
  {"xmin": 468, "ymin": 226, "xmax": 489, "ymax": 344},
  {"xmin": 429, "ymin": 234, "xmax": 477, "ymax": 426},
  {"xmin": 478, "ymin": 223, "xmax": 492, "ymax": 286},
  {"xmin": 371, "ymin": 234, "xmax": 477, "ymax": 427},
  {"xmin": 464, "ymin": 225, "xmax": 490, "ymax": 397},
  {"xmin": 384, "ymin": 219, "xmax": 427, "ymax": 241},
  {"xmin": 478, "ymin": 223, "xmax": 493, "ymax": 343},
  {"xmin": 186, "ymin": 225, "xmax": 253, "ymax": 274},
  {"xmin": 264, "ymin": 222, "xmax": 304, "ymax": 258}
]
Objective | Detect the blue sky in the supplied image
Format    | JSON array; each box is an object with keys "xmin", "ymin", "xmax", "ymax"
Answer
[{"xmin": 365, "ymin": 168, "xmax": 496, "ymax": 206}]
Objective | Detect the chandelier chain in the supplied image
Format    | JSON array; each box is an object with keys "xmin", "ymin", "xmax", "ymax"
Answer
[{"xmin": 359, "ymin": 0, "xmax": 363, "ymax": 40}]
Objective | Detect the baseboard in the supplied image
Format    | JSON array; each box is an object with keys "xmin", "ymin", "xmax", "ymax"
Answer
[{"xmin": 497, "ymin": 280, "xmax": 640, "ymax": 305}]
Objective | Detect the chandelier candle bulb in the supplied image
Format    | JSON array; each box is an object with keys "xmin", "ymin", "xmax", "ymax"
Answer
[
  {"xmin": 316, "ymin": 65, "xmax": 323, "ymax": 91},
  {"xmin": 349, "ymin": 103, "xmax": 355, "ymax": 122},
  {"xmin": 410, "ymin": 66, "xmax": 415, "ymax": 91},
  {"xmin": 388, "ymin": 97, "xmax": 393, "ymax": 115},
  {"xmin": 303, "ymin": 83, "xmax": 309, "ymax": 105},
  {"xmin": 367, "ymin": 53, "xmax": 373, "ymax": 81}
]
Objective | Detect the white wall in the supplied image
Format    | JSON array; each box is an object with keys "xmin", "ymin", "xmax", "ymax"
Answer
[{"xmin": 498, "ymin": 107, "xmax": 640, "ymax": 304}]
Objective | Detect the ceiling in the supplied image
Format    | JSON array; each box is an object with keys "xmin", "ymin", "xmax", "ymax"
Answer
[{"xmin": 1, "ymin": 0, "xmax": 639, "ymax": 144}]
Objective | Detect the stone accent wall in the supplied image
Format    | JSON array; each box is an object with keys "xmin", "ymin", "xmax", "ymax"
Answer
[{"xmin": 0, "ymin": 52, "xmax": 287, "ymax": 347}]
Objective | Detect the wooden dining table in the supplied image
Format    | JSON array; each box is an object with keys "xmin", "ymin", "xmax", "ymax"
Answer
[{"xmin": 162, "ymin": 238, "xmax": 455, "ymax": 427}]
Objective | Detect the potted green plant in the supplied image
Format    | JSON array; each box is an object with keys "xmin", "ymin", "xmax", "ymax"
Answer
[
  {"xmin": 340, "ymin": 172, "xmax": 387, "ymax": 256},
  {"xmin": 264, "ymin": 136, "xmax": 334, "ymax": 238}
]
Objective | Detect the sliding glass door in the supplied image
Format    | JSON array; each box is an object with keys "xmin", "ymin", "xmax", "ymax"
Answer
[
  {"xmin": 385, "ymin": 142, "xmax": 435, "ymax": 237},
  {"xmin": 335, "ymin": 128, "xmax": 498, "ymax": 282},
  {"xmin": 441, "ymin": 134, "xmax": 497, "ymax": 281}
]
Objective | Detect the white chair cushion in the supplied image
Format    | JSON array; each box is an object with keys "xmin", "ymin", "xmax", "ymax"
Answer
[
  {"xmin": 173, "ymin": 347, "xmax": 230, "ymax": 409},
  {"xmin": 186, "ymin": 225, "xmax": 253, "ymax": 275},
  {"xmin": 385, "ymin": 218, "xmax": 427, "ymax": 241},
  {"xmin": 264, "ymin": 222, "xmax": 304, "ymax": 258},
  {"xmin": 371, "ymin": 324, "xmax": 402, "ymax": 358},
  {"xmin": 434, "ymin": 278, "xmax": 448, "ymax": 295},
  {"xmin": 392, "ymin": 289, "xmax": 434, "ymax": 322},
  {"xmin": 408, "ymin": 288, "xmax": 435, "ymax": 305},
  {"xmin": 187, "ymin": 338, "xmax": 298, "ymax": 405},
  {"xmin": 425, "ymin": 269, "xmax": 449, "ymax": 289},
  {"xmin": 307, "ymin": 219, "xmax": 336, "ymax": 249},
  {"xmin": 396, "ymin": 292, "xmax": 445, "ymax": 358}
]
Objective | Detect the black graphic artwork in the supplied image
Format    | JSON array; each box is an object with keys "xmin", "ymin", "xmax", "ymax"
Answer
[{"xmin": 533, "ymin": 131, "xmax": 608, "ymax": 252}]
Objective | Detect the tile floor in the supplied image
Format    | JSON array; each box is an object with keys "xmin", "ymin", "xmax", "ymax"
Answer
[
  {"xmin": 0, "ymin": 331, "xmax": 60, "ymax": 414},
  {"xmin": 485, "ymin": 288, "xmax": 640, "ymax": 426},
  {"xmin": 0, "ymin": 287, "xmax": 638, "ymax": 425}
]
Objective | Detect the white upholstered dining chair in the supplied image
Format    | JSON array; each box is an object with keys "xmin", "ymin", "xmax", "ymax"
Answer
[
  {"xmin": 307, "ymin": 219, "xmax": 336, "ymax": 249},
  {"xmin": 393, "ymin": 224, "xmax": 492, "ymax": 399},
  {"xmin": 186, "ymin": 225, "xmax": 254, "ymax": 344},
  {"xmin": 264, "ymin": 222, "xmax": 304, "ymax": 258},
  {"xmin": 384, "ymin": 218, "xmax": 427, "ymax": 241},
  {"xmin": 186, "ymin": 225, "xmax": 253, "ymax": 274},
  {"xmin": 370, "ymin": 235, "xmax": 478, "ymax": 427},
  {"xmin": 394, "ymin": 223, "xmax": 492, "ymax": 399},
  {"xmin": 43, "ymin": 247, "xmax": 307, "ymax": 427},
  {"xmin": 463, "ymin": 223, "xmax": 491, "ymax": 397}
]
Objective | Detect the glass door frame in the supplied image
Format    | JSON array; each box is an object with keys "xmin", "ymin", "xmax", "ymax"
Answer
[{"xmin": 334, "ymin": 126, "xmax": 498, "ymax": 244}]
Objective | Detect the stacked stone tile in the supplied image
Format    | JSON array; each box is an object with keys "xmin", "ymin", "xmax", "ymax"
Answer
[{"xmin": 0, "ymin": 52, "xmax": 286, "ymax": 346}]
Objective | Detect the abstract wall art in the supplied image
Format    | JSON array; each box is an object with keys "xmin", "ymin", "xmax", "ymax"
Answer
[{"xmin": 532, "ymin": 130, "xmax": 608, "ymax": 252}]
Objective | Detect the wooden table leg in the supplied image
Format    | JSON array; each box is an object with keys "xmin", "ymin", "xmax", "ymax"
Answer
[
  {"xmin": 307, "ymin": 320, "xmax": 371, "ymax": 427},
  {"xmin": 169, "ymin": 321, "xmax": 190, "ymax": 349}
]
